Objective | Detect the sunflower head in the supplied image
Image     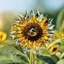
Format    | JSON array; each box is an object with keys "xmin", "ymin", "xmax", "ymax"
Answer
[
  {"xmin": 10, "ymin": 10, "xmax": 55, "ymax": 52},
  {"xmin": 0, "ymin": 31, "xmax": 7, "ymax": 42},
  {"xmin": 50, "ymin": 45, "xmax": 60, "ymax": 55}
]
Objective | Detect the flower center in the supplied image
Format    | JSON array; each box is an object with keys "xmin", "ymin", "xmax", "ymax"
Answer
[
  {"xmin": 23, "ymin": 23, "xmax": 43, "ymax": 41},
  {"xmin": 0, "ymin": 35, "xmax": 3, "ymax": 39},
  {"xmin": 27, "ymin": 28, "xmax": 38, "ymax": 37},
  {"xmin": 53, "ymin": 48, "xmax": 57, "ymax": 52}
]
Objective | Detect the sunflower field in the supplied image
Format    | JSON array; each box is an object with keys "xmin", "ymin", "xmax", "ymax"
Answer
[{"xmin": 0, "ymin": 0, "xmax": 64, "ymax": 64}]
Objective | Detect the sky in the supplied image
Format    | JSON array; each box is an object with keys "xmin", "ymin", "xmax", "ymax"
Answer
[
  {"xmin": 0, "ymin": 0, "xmax": 36, "ymax": 11},
  {"xmin": 0, "ymin": 0, "xmax": 64, "ymax": 12}
]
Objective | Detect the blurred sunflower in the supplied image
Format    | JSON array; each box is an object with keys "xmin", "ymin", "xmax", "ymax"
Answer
[
  {"xmin": 50, "ymin": 45, "xmax": 60, "ymax": 55},
  {"xmin": 53, "ymin": 28, "xmax": 64, "ymax": 43},
  {"xmin": 10, "ymin": 10, "xmax": 55, "ymax": 51},
  {"xmin": 0, "ymin": 31, "xmax": 7, "ymax": 42}
]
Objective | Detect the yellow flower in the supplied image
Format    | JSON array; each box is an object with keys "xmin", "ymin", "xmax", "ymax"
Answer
[
  {"xmin": 0, "ymin": 31, "xmax": 7, "ymax": 42},
  {"xmin": 50, "ymin": 45, "xmax": 60, "ymax": 55},
  {"xmin": 10, "ymin": 10, "xmax": 55, "ymax": 51},
  {"xmin": 53, "ymin": 31, "xmax": 64, "ymax": 43},
  {"xmin": 55, "ymin": 19, "xmax": 64, "ymax": 43}
]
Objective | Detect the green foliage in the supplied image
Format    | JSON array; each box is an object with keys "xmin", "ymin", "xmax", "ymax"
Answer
[
  {"xmin": 0, "ymin": 43, "xmax": 29, "ymax": 64},
  {"xmin": 56, "ymin": 9, "xmax": 64, "ymax": 31},
  {"xmin": 13, "ymin": 45, "xmax": 24, "ymax": 53},
  {"xmin": 50, "ymin": 55, "xmax": 59, "ymax": 63},
  {"xmin": 37, "ymin": 54, "xmax": 56, "ymax": 64},
  {"xmin": 57, "ymin": 59, "xmax": 64, "ymax": 64}
]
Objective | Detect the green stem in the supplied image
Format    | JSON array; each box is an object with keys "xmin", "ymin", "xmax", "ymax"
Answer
[
  {"xmin": 30, "ymin": 51, "xmax": 33, "ymax": 64},
  {"xmin": 30, "ymin": 51, "xmax": 37, "ymax": 64}
]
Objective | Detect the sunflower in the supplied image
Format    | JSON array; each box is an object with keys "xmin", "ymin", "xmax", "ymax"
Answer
[
  {"xmin": 50, "ymin": 45, "xmax": 60, "ymax": 54},
  {"xmin": 10, "ymin": 10, "xmax": 55, "ymax": 51},
  {"xmin": 0, "ymin": 31, "xmax": 7, "ymax": 42}
]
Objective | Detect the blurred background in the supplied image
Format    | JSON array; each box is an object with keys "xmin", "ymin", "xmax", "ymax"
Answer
[{"xmin": 0, "ymin": 0, "xmax": 64, "ymax": 38}]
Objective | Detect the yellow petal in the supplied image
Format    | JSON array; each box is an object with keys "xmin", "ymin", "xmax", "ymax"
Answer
[
  {"xmin": 37, "ymin": 42, "xmax": 42, "ymax": 47},
  {"xmin": 44, "ymin": 36, "xmax": 49, "ymax": 40},
  {"xmin": 11, "ymin": 26, "xmax": 16, "ymax": 31},
  {"xmin": 23, "ymin": 20, "xmax": 28, "ymax": 24},
  {"xmin": 33, "ymin": 41, "xmax": 36, "ymax": 50},
  {"xmin": 36, "ymin": 17, "xmax": 40, "ymax": 21},
  {"xmin": 40, "ymin": 17, "xmax": 47, "ymax": 24},
  {"xmin": 45, "ymin": 43, "xmax": 49, "ymax": 48},
  {"xmin": 17, "ymin": 27, "xmax": 21, "ymax": 30},
  {"xmin": 27, "ymin": 40, "xmax": 31, "ymax": 48},
  {"xmin": 11, "ymin": 35, "xmax": 16, "ymax": 39},
  {"xmin": 30, "ymin": 16, "xmax": 36, "ymax": 22}
]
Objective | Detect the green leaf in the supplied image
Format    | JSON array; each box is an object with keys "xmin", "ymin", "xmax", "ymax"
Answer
[
  {"xmin": 13, "ymin": 44, "xmax": 24, "ymax": 53},
  {"xmin": 56, "ymin": 9, "xmax": 64, "ymax": 31},
  {"xmin": 57, "ymin": 59, "xmax": 64, "ymax": 64},
  {"xmin": 62, "ymin": 56, "xmax": 64, "ymax": 59},
  {"xmin": 0, "ymin": 53, "xmax": 26, "ymax": 64},
  {"xmin": 16, "ymin": 54, "xmax": 29, "ymax": 63},
  {"xmin": 37, "ymin": 54, "xmax": 56, "ymax": 64},
  {"xmin": 0, "ymin": 43, "xmax": 29, "ymax": 64},
  {"xmin": 26, "ymin": 52, "xmax": 30, "ymax": 58},
  {"xmin": 50, "ymin": 55, "xmax": 59, "ymax": 63},
  {"xmin": 60, "ymin": 45, "xmax": 64, "ymax": 52}
]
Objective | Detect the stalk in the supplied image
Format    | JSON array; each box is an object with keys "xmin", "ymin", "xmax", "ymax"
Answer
[{"xmin": 30, "ymin": 51, "xmax": 37, "ymax": 64}]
